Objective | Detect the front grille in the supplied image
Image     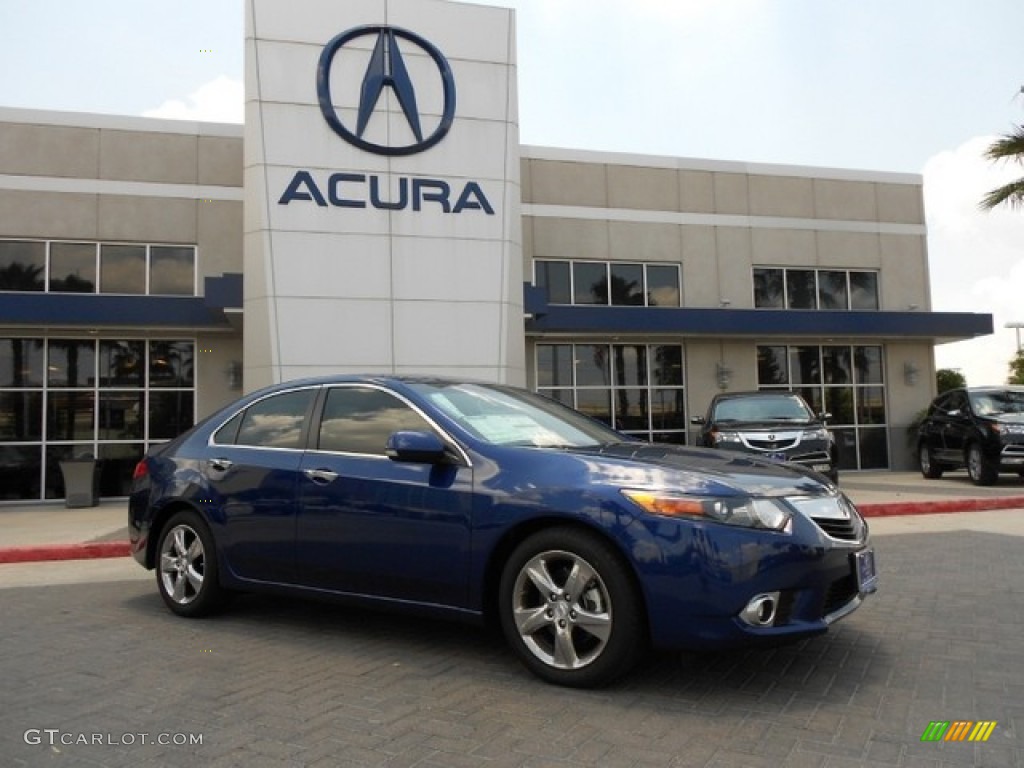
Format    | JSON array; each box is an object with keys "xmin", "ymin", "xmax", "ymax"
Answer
[
  {"xmin": 747, "ymin": 437, "xmax": 798, "ymax": 451},
  {"xmin": 810, "ymin": 515, "xmax": 862, "ymax": 541},
  {"xmin": 821, "ymin": 574, "xmax": 858, "ymax": 617}
]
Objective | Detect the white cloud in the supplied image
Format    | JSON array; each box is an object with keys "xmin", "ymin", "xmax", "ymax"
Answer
[
  {"xmin": 142, "ymin": 75, "xmax": 242, "ymax": 123},
  {"xmin": 923, "ymin": 136, "xmax": 1024, "ymax": 385}
]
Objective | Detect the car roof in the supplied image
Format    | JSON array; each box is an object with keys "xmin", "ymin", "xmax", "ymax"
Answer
[{"xmin": 711, "ymin": 390, "xmax": 803, "ymax": 401}]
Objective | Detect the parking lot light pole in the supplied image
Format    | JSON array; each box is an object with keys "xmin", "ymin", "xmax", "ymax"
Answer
[{"xmin": 1007, "ymin": 321, "xmax": 1024, "ymax": 352}]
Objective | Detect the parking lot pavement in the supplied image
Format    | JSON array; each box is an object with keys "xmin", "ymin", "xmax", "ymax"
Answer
[{"xmin": 1, "ymin": 528, "xmax": 1022, "ymax": 768}]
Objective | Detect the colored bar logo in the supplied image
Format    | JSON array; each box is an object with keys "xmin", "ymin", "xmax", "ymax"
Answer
[{"xmin": 921, "ymin": 721, "xmax": 997, "ymax": 742}]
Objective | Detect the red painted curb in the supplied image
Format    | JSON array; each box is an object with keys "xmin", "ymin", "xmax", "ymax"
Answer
[
  {"xmin": 0, "ymin": 541, "xmax": 130, "ymax": 564},
  {"xmin": 858, "ymin": 496, "xmax": 1024, "ymax": 517}
]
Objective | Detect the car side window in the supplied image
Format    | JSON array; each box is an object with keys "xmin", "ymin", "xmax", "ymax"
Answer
[
  {"xmin": 318, "ymin": 386, "xmax": 436, "ymax": 455},
  {"xmin": 232, "ymin": 390, "xmax": 316, "ymax": 449}
]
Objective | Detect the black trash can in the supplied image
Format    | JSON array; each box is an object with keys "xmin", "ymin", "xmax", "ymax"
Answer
[{"xmin": 60, "ymin": 457, "xmax": 100, "ymax": 508}]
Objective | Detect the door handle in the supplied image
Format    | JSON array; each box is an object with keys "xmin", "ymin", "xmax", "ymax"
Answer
[
  {"xmin": 304, "ymin": 468, "xmax": 338, "ymax": 484},
  {"xmin": 208, "ymin": 458, "xmax": 233, "ymax": 472}
]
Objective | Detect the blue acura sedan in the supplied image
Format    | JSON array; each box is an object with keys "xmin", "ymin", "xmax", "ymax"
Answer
[{"xmin": 129, "ymin": 376, "xmax": 877, "ymax": 687}]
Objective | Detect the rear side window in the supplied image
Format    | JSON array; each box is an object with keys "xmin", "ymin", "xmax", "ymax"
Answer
[
  {"xmin": 221, "ymin": 390, "xmax": 316, "ymax": 449},
  {"xmin": 318, "ymin": 386, "xmax": 434, "ymax": 455}
]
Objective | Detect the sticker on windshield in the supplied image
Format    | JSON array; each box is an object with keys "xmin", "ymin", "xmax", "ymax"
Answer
[{"xmin": 466, "ymin": 414, "xmax": 564, "ymax": 446}]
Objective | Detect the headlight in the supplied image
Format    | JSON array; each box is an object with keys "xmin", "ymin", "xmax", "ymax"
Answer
[
  {"xmin": 711, "ymin": 430, "xmax": 743, "ymax": 444},
  {"xmin": 990, "ymin": 423, "xmax": 1024, "ymax": 435},
  {"xmin": 803, "ymin": 427, "xmax": 830, "ymax": 441},
  {"xmin": 621, "ymin": 490, "xmax": 791, "ymax": 531}
]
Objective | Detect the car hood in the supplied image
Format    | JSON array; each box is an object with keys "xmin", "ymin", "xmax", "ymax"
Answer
[
  {"xmin": 563, "ymin": 441, "xmax": 834, "ymax": 499},
  {"xmin": 709, "ymin": 420, "xmax": 819, "ymax": 431},
  {"xmin": 992, "ymin": 413, "xmax": 1024, "ymax": 425}
]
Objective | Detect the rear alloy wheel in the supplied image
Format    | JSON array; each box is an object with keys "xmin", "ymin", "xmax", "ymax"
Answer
[
  {"xmin": 919, "ymin": 443, "xmax": 943, "ymax": 479},
  {"xmin": 499, "ymin": 527, "xmax": 645, "ymax": 688},
  {"xmin": 156, "ymin": 511, "xmax": 228, "ymax": 617},
  {"xmin": 966, "ymin": 443, "xmax": 998, "ymax": 486}
]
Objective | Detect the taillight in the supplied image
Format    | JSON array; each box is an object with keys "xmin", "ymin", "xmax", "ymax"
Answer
[{"xmin": 132, "ymin": 459, "xmax": 149, "ymax": 480}]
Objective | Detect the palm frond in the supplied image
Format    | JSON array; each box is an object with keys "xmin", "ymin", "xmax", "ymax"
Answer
[
  {"xmin": 983, "ymin": 124, "xmax": 1024, "ymax": 164},
  {"xmin": 979, "ymin": 179, "xmax": 1024, "ymax": 211}
]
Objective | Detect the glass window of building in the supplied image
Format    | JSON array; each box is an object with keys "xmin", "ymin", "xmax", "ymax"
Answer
[
  {"xmin": 757, "ymin": 343, "xmax": 887, "ymax": 470},
  {"xmin": 786, "ymin": 269, "xmax": 816, "ymax": 309},
  {"xmin": 0, "ymin": 336, "xmax": 197, "ymax": 501},
  {"xmin": 0, "ymin": 240, "xmax": 45, "ymax": 291},
  {"xmin": 609, "ymin": 263, "xmax": 644, "ymax": 306},
  {"xmin": 536, "ymin": 342, "xmax": 686, "ymax": 443},
  {"xmin": 753, "ymin": 268, "xmax": 785, "ymax": 308},
  {"xmin": 100, "ymin": 244, "xmax": 146, "ymax": 294},
  {"xmin": 535, "ymin": 260, "xmax": 571, "ymax": 304},
  {"xmin": 49, "ymin": 242, "xmax": 97, "ymax": 293},
  {"xmin": 573, "ymin": 261, "xmax": 608, "ymax": 305},
  {"xmin": 535, "ymin": 260, "xmax": 681, "ymax": 308},
  {"xmin": 754, "ymin": 267, "xmax": 880, "ymax": 311},
  {"xmin": 849, "ymin": 271, "xmax": 880, "ymax": 310},
  {"xmin": 645, "ymin": 264, "xmax": 681, "ymax": 307},
  {"xmin": 817, "ymin": 270, "xmax": 848, "ymax": 310},
  {"xmin": 150, "ymin": 246, "xmax": 196, "ymax": 295}
]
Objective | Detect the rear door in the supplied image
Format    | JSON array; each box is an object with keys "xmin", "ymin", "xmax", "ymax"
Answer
[
  {"xmin": 295, "ymin": 384, "xmax": 474, "ymax": 606},
  {"xmin": 205, "ymin": 387, "xmax": 318, "ymax": 584}
]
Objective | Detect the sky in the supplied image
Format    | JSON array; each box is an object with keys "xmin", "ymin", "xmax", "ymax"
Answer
[{"xmin": 2, "ymin": 0, "xmax": 1023, "ymax": 386}]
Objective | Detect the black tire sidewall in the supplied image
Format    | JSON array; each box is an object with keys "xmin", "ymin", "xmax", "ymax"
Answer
[
  {"xmin": 156, "ymin": 510, "xmax": 225, "ymax": 618},
  {"xmin": 498, "ymin": 527, "xmax": 645, "ymax": 688}
]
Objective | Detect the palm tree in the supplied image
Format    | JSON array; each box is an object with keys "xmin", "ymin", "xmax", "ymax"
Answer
[{"xmin": 980, "ymin": 123, "xmax": 1024, "ymax": 211}]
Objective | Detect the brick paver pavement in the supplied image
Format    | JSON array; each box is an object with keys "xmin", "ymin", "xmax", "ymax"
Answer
[{"xmin": 1, "ymin": 530, "xmax": 1021, "ymax": 767}]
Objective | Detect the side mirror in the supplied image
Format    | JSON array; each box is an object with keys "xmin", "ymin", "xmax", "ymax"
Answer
[
  {"xmin": 818, "ymin": 412, "xmax": 832, "ymax": 422},
  {"xmin": 385, "ymin": 430, "xmax": 450, "ymax": 464}
]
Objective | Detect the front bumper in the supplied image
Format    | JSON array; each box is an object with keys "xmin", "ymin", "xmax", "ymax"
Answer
[{"xmin": 636, "ymin": 500, "xmax": 874, "ymax": 650}]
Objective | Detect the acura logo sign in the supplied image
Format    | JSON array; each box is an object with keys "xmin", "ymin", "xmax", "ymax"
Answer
[{"xmin": 316, "ymin": 25, "xmax": 457, "ymax": 156}]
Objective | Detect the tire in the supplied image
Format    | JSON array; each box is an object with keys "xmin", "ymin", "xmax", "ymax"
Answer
[
  {"xmin": 498, "ymin": 527, "xmax": 646, "ymax": 688},
  {"xmin": 919, "ymin": 443, "xmax": 943, "ymax": 479},
  {"xmin": 966, "ymin": 443, "xmax": 997, "ymax": 486},
  {"xmin": 155, "ymin": 510, "xmax": 228, "ymax": 617}
]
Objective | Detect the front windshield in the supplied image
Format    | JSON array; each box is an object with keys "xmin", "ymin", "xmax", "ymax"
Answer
[
  {"xmin": 713, "ymin": 394, "xmax": 813, "ymax": 423},
  {"xmin": 969, "ymin": 390, "xmax": 1024, "ymax": 417},
  {"xmin": 407, "ymin": 382, "xmax": 625, "ymax": 447}
]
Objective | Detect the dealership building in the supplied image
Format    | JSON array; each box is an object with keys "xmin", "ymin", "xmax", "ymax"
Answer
[{"xmin": 0, "ymin": 0, "xmax": 992, "ymax": 502}]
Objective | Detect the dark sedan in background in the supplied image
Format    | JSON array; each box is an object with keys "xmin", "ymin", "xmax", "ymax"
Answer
[
  {"xmin": 130, "ymin": 376, "xmax": 875, "ymax": 687},
  {"xmin": 917, "ymin": 386, "xmax": 1024, "ymax": 485},
  {"xmin": 692, "ymin": 390, "xmax": 839, "ymax": 483}
]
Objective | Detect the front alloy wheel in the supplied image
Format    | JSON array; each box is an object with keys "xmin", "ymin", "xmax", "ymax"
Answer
[
  {"xmin": 156, "ymin": 511, "xmax": 227, "ymax": 617},
  {"xmin": 966, "ymin": 443, "xmax": 998, "ymax": 486},
  {"xmin": 499, "ymin": 528, "xmax": 645, "ymax": 687},
  {"xmin": 919, "ymin": 443, "xmax": 943, "ymax": 479}
]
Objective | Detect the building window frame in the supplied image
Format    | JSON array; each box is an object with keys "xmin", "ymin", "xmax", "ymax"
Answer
[
  {"xmin": 534, "ymin": 259, "xmax": 682, "ymax": 308},
  {"xmin": 753, "ymin": 267, "xmax": 879, "ymax": 311}
]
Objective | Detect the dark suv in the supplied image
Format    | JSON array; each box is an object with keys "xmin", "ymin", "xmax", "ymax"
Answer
[
  {"xmin": 917, "ymin": 386, "xmax": 1024, "ymax": 485},
  {"xmin": 692, "ymin": 391, "xmax": 838, "ymax": 482}
]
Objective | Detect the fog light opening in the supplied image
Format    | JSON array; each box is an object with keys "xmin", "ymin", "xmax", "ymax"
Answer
[{"xmin": 740, "ymin": 592, "xmax": 780, "ymax": 627}]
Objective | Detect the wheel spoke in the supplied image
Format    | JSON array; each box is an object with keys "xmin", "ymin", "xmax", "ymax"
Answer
[
  {"xmin": 172, "ymin": 528, "xmax": 189, "ymax": 557},
  {"xmin": 171, "ymin": 572, "xmax": 188, "ymax": 603},
  {"xmin": 563, "ymin": 559, "xmax": 596, "ymax": 600},
  {"xmin": 159, "ymin": 553, "xmax": 176, "ymax": 572},
  {"xmin": 185, "ymin": 564, "xmax": 204, "ymax": 593},
  {"xmin": 524, "ymin": 558, "xmax": 559, "ymax": 596},
  {"xmin": 552, "ymin": 627, "xmax": 581, "ymax": 668},
  {"xmin": 514, "ymin": 605, "xmax": 551, "ymax": 636},
  {"xmin": 573, "ymin": 607, "xmax": 612, "ymax": 642},
  {"xmin": 186, "ymin": 538, "xmax": 203, "ymax": 561}
]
